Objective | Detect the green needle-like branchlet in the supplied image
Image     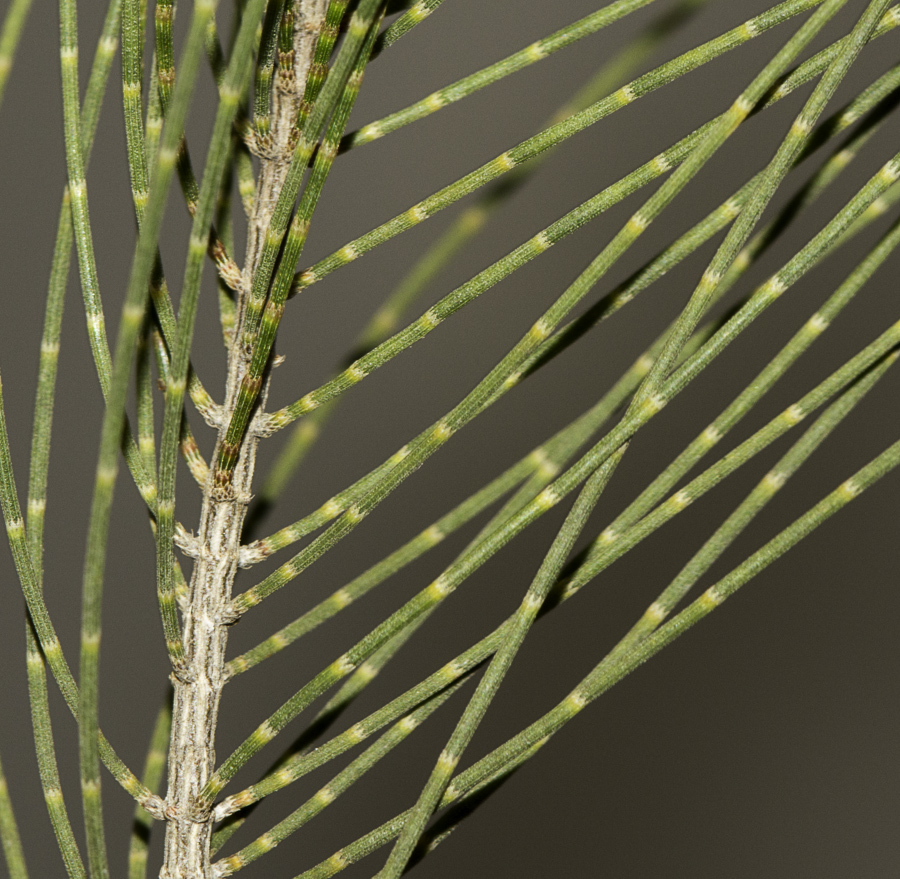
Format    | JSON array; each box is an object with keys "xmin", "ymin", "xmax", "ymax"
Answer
[
  {"xmin": 292, "ymin": 747, "xmax": 545, "ymax": 878},
  {"xmin": 121, "ymin": 0, "xmax": 222, "ymax": 433},
  {"xmin": 292, "ymin": 0, "xmax": 350, "ymax": 135},
  {"xmin": 361, "ymin": 0, "xmax": 708, "ymax": 350},
  {"xmin": 210, "ymin": 816, "xmax": 247, "ymax": 858},
  {"xmin": 204, "ymin": 14, "xmax": 226, "ymax": 85},
  {"xmin": 135, "ymin": 326, "xmax": 157, "ymax": 480},
  {"xmin": 127, "ymin": 701, "xmax": 171, "ymax": 879},
  {"xmin": 58, "ymin": 0, "xmax": 125, "ymax": 868},
  {"xmin": 292, "ymin": 326, "xmax": 712, "ymax": 742},
  {"xmin": 228, "ymin": 457, "xmax": 532, "ymax": 671},
  {"xmin": 521, "ymin": 116, "xmax": 898, "ymax": 403},
  {"xmin": 25, "ymin": 622, "xmax": 86, "ymax": 879},
  {"xmin": 0, "ymin": 0, "xmax": 32, "ymax": 112},
  {"xmin": 615, "ymin": 352, "xmax": 895, "ymax": 663},
  {"xmin": 152, "ymin": 0, "xmax": 243, "ymax": 294},
  {"xmin": 144, "ymin": 57, "xmax": 163, "ymax": 173},
  {"xmin": 346, "ymin": 0, "xmax": 664, "ymax": 148},
  {"xmin": 232, "ymin": 307, "xmax": 725, "ymax": 689},
  {"xmin": 561, "ymin": 335, "xmax": 900, "ymax": 613},
  {"xmin": 244, "ymin": 146, "xmax": 889, "ymax": 620},
  {"xmin": 372, "ymin": 0, "xmax": 446, "ymax": 55},
  {"xmin": 154, "ymin": 0, "xmax": 174, "ymax": 108},
  {"xmin": 251, "ymin": 0, "xmax": 288, "ymax": 136},
  {"xmin": 0, "ymin": 751, "xmax": 27, "ymax": 879}
]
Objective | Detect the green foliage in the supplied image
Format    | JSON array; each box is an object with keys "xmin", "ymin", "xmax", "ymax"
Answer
[{"xmin": 0, "ymin": 0, "xmax": 897, "ymax": 876}]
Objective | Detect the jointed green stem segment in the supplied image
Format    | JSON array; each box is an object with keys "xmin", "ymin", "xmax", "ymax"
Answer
[
  {"xmin": 25, "ymin": 622, "xmax": 86, "ymax": 879},
  {"xmin": 250, "ymin": 0, "xmax": 287, "ymax": 137},
  {"xmin": 431, "ymin": 353, "xmax": 897, "ymax": 862},
  {"xmin": 0, "ymin": 751, "xmax": 28, "ymax": 879},
  {"xmin": 0, "ymin": 0, "xmax": 33, "ymax": 112},
  {"xmin": 346, "ymin": 0, "xmax": 668, "ymax": 148},
  {"xmin": 371, "ymin": 0, "xmax": 446, "ymax": 55},
  {"xmin": 152, "ymin": 0, "xmax": 242, "ymax": 293},
  {"xmin": 290, "ymin": 1, "xmax": 350, "ymax": 137}
]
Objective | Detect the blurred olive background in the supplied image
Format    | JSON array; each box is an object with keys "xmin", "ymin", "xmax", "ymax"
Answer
[{"xmin": 0, "ymin": 1, "xmax": 898, "ymax": 876}]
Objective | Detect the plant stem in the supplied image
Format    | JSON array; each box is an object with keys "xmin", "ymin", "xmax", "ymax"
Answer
[
  {"xmin": 0, "ymin": 0, "xmax": 33, "ymax": 112},
  {"xmin": 161, "ymin": 3, "xmax": 329, "ymax": 876},
  {"xmin": 0, "ymin": 751, "xmax": 28, "ymax": 879}
]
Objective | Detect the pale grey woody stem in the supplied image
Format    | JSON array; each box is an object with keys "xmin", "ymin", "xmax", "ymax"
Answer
[{"xmin": 161, "ymin": 4, "xmax": 328, "ymax": 879}]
